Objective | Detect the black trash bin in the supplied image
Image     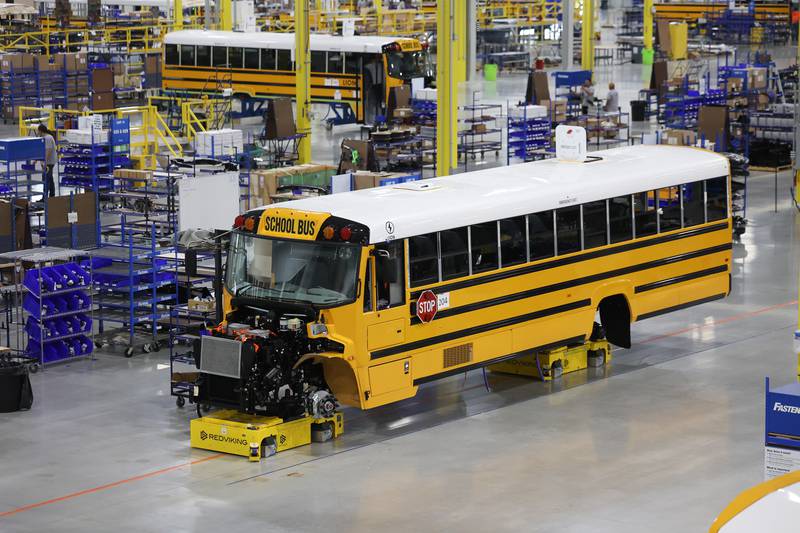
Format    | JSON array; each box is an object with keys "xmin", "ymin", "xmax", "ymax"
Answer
[
  {"xmin": 0, "ymin": 360, "xmax": 33, "ymax": 412},
  {"xmin": 630, "ymin": 100, "xmax": 647, "ymax": 122}
]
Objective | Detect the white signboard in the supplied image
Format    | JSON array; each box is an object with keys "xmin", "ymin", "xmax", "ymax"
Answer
[
  {"xmin": 765, "ymin": 446, "xmax": 800, "ymax": 480},
  {"xmin": 178, "ymin": 172, "xmax": 240, "ymax": 232}
]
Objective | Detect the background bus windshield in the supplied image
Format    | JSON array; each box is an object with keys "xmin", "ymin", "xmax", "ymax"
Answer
[
  {"xmin": 386, "ymin": 51, "xmax": 424, "ymax": 79},
  {"xmin": 226, "ymin": 232, "xmax": 360, "ymax": 306}
]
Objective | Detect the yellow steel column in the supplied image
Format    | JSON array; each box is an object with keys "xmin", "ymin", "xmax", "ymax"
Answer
[
  {"xmin": 643, "ymin": 0, "xmax": 654, "ymax": 64},
  {"xmin": 580, "ymin": 0, "xmax": 593, "ymax": 71},
  {"xmin": 174, "ymin": 0, "xmax": 183, "ymax": 28},
  {"xmin": 454, "ymin": 0, "xmax": 467, "ymax": 85},
  {"xmin": 436, "ymin": 0, "xmax": 456, "ymax": 176},
  {"xmin": 296, "ymin": 0, "xmax": 312, "ymax": 164},
  {"xmin": 220, "ymin": 0, "xmax": 232, "ymax": 30},
  {"xmin": 374, "ymin": 0, "xmax": 382, "ymax": 34}
]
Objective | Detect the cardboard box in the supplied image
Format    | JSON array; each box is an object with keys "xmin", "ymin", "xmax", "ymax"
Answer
[
  {"xmin": 54, "ymin": 53, "xmax": 87, "ymax": 73},
  {"xmin": 662, "ymin": 129, "xmax": 697, "ymax": 146},
  {"xmin": 188, "ymin": 299, "xmax": 215, "ymax": 313},
  {"xmin": 1, "ymin": 53, "xmax": 34, "ymax": 72},
  {"xmin": 35, "ymin": 56, "xmax": 52, "ymax": 72},
  {"xmin": 472, "ymin": 123, "xmax": 488, "ymax": 133},
  {"xmin": 92, "ymin": 68, "xmax": 114, "ymax": 92},
  {"xmin": 91, "ymin": 92, "xmax": 114, "ymax": 111},
  {"xmin": 727, "ymin": 77, "xmax": 743, "ymax": 93},
  {"xmin": 264, "ymin": 98, "xmax": 296, "ymax": 139},
  {"xmin": 748, "ymin": 67, "xmax": 767, "ymax": 89},
  {"xmin": 145, "ymin": 55, "xmax": 160, "ymax": 74}
]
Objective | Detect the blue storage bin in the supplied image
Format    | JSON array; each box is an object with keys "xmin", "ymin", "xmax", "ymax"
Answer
[
  {"xmin": 50, "ymin": 296, "xmax": 69, "ymax": 313},
  {"xmin": 65, "ymin": 264, "xmax": 90, "ymax": 286},
  {"xmin": 23, "ymin": 294, "xmax": 56, "ymax": 319},
  {"xmin": 52, "ymin": 264, "xmax": 80, "ymax": 288},
  {"xmin": 67, "ymin": 291, "xmax": 89, "ymax": 311}
]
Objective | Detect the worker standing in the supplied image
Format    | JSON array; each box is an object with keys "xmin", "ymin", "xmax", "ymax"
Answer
[
  {"xmin": 37, "ymin": 124, "xmax": 57, "ymax": 198},
  {"xmin": 580, "ymin": 79, "xmax": 595, "ymax": 115},
  {"xmin": 604, "ymin": 82, "xmax": 619, "ymax": 112}
]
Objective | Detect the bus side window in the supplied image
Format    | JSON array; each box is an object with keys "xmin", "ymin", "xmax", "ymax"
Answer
[
  {"xmin": 609, "ymin": 195, "xmax": 633, "ymax": 243},
  {"xmin": 634, "ymin": 191, "xmax": 657, "ymax": 238},
  {"xmin": 706, "ymin": 176, "xmax": 728, "ymax": 221},
  {"xmin": 311, "ymin": 51, "xmax": 326, "ymax": 72},
  {"xmin": 345, "ymin": 53, "xmax": 362, "ymax": 74},
  {"xmin": 212, "ymin": 46, "xmax": 227, "ymax": 68},
  {"xmin": 528, "ymin": 211, "xmax": 555, "ymax": 261},
  {"xmin": 165, "ymin": 44, "xmax": 179, "ymax": 65},
  {"xmin": 440, "ymin": 227, "xmax": 469, "ymax": 280},
  {"xmin": 376, "ymin": 241, "xmax": 405, "ymax": 310},
  {"xmin": 363, "ymin": 258, "xmax": 373, "ymax": 313},
  {"xmin": 682, "ymin": 182, "xmax": 704, "ymax": 227},
  {"xmin": 228, "ymin": 47, "xmax": 243, "ymax": 69},
  {"xmin": 409, "ymin": 234, "xmax": 439, "ymax": 287},
  {"xmin": 196, "ymin": 45, "xmax": 211, "ymax": 67},
  {"xmin": 659, "ymin": 186, "xmax": 681, "ymax": 232},
  {"xmin": 277, "ymin": 49, "xmax": 292, "ymax": 70},
  {"xmin": 582, "ymin": 200, "xmax": 608, "ymax": 250},
  {"xmin": 499, "ymin": 216, "xmax": 526, "ymax": 267},
  {"xmin": 328, "ymin": 52, "xmax": 344, "ymax": 74},
  {"xmin": 556, "ymin": 206, "xmax": 581, "ymax": 255},
  {"xmin": 180, "ymin": 44, "xmax": 195, "ymax": 66},
  {"xmin": 261, "ymin": 49, "xmax": 276, "ymax": 70},
  {"xmin": 470, "ymin": 222, "xmax": 499, "ymax": 273},
  {"xmin": 244, "ymin": 48, "xmax": 260, "ymax": 70}
]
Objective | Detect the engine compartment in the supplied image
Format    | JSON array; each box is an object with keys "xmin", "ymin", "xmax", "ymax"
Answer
[{"xmin": 194, "ymin": 304, "xmax": 341, "ymax": 421}]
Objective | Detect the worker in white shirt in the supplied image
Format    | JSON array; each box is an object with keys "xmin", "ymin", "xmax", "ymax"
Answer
[
  {"xmin": 37, "ymin": 124, "xmax": 57, "ymax": 198},
  {"xmin": 604, "ymin": 82, "xmax": 619, "ymax": 112}
]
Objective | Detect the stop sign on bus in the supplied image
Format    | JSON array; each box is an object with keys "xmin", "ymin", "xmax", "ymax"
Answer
[{"xmin": 416, "ymin": 290, "xmax": 438, "ymax": 323}]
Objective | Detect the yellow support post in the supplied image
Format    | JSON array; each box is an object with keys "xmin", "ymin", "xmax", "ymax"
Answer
[
  {"xmin": 296, "ymin": 0, "xmax": 312, "ymax": 164},
  {"xmin": 643, "ymin": 0, "xmax": 654, "ymax": 64},
  {"xmin": 174, "ymin": 0, "xmax": 183, "ymax": 29},
  {"xmin": 436, "ymin": 0, "xmax": 456, "ymax": 176},
  {"xmin": 454, "ymin": 0, "xmax": 467, "ymax": 85},
  {"xmin": 375, "ymin": 0, "xmax": 382, "ymax": 34},
  {"xmin": 220, "ymin": 0, "xmax": 232, "ymax": 31},
  {"xmin": 581, "ymin": 0, "xmax": 594, "ymax": 72}
]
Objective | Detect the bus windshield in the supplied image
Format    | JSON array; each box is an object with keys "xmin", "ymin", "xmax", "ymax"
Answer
[
  {"xmin": 226, "ymin": 232, "xmax": 360, "ymax": 307},
  {"xmin": 385, "ymin": 51, "xmax": 425, "ymax": 80}
]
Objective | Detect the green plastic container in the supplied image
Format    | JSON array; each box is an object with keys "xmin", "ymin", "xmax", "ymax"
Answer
[{"xmin": 483, "ymin": 63, "xmax": 498, "ymax": 81}]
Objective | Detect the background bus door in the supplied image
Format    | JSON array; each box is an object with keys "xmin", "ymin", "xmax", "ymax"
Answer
[
  {"xmin": 363, "ymin": 57, "xmax": 385, "ymax": 122},
  {"xmin": 362, "ymin": 241, "xmax": 410, "ymax": 399}
]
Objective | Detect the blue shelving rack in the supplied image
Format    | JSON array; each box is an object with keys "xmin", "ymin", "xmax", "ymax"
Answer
[
  {"xmin": 0, "ymin": 63, "xmax": 38, "ymax": 124},
  {"xmin": 0, "ymin": 137, "xmax": 47, "ymax": 251},
  {"xmin": 553, "ymin": 70, "xmax": 592, "ymax": 118},
  {"xmin": 507, "ymin": 105, "xmax": 552, "ymax": 164},
  {"xmin": 90, "ymin": 222, "xmax": 177, "ymax": 357},
  {"xmin": 59, "ymin": 117, "xmax": 130, "ymax": 192}
]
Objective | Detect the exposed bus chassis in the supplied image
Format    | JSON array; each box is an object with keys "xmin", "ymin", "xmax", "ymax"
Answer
[{"xmin": 192, "ymin": 301, "xmax": 341, "ymax": 421}]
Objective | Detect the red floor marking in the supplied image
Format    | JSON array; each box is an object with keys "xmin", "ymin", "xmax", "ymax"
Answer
[
  {"xmin": 639, "ymin": 300, "xmax": 798, "ymax": 345},
  {"xmin": 0, "ymin": 453, "xmax": 224, "ymax": 518}
]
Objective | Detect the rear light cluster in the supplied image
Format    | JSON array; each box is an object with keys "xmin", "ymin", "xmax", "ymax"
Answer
[
  {"xmin": 318, "ymin": 217, "xmax": 369, "ymax": 244},
  {"xmin": 233, "ymin": 213, "xmax": 260, "ymax": 231}
]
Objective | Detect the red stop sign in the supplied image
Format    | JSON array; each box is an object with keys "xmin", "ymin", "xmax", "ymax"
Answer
[{"xmin": 416, "ymin": 290, "xmax": 438, "ymax": 323}]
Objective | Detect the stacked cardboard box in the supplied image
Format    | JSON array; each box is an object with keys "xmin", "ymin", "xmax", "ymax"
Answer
[
  {"xmin": 540, "ymin": 99, "xmax": 567, "ymax": 122},
  {"xmin": 53, "ymin": 53, "xmax": 89, "ymax": 111},
  {"xmin": 144, "ymin": 54, "xmax": 161, "ymax": 89},
  {"xmin": 195, "ymin": 129, "xmax": 245, "ymax": 157},
  {"xmin": 249, "ymin": 164, "xmax": 337, "ymax": 207},
  {"xmin": 90, "ymin": 67, "xmax": 114, "ymax": 110},
  {"xmin": 0, "ymin": 53, "xmax": 37, "ymax": 121}
]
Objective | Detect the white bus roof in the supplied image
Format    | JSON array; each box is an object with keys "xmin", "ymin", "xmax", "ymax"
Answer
[
  {"xmin": 164, "ymin": 30, "xmax": 412, "ymax": 54},
  {"xmin": 255, "ymin": 145, "xmax": 729, "ymax": 244}
]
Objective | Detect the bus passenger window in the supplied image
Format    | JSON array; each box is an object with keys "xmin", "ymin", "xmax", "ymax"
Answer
[
  {"xmin": 556, "ymin": 206, "xmax": 581, "ymax": 255},
  {"xmin": 244, "ymin": 48, "xmax": 260, "ymax": 69},
  {"xmin": 609, "ymin": 195, "xmax": 633, "ymax": 244},
  {"xmin": 499, "ymin": 216, "xmax": 526, "ymax": 267},
  {"xmin": 440, "ymin": 228, "xmax": 469, "ymax": 280},
  {"xmin": 582, "ymin": 200, "xmax": 608, "ymax": 249},
  {"xmin": 196, "ymin": 45, "xmax": 211, "ymax": 67},
  {"xmin": 682, "ymin": 182, "xmax": 704, "ymax": 227},
  {"xmin": 277, "ymin": 49, "xmax": 292, "ymax": 70},
  {"xmin": 659, "ymin": 186, "xmax": 681, "ymax": 232},
  {"xmin": 409, "ymin": 234, "xmax": 439, "ymax": 287},
  {"xmin": 634, "ymin": 191, "xmax": 657, "ymax": 238},
  {"xmin": 328, "ymin": 52, "xmax": 344, "ymax": 74},
  {"xmin": 470, "ymin": 222, "xmax": 499, "ymax": 273},
  {"xmin": 311, "ymin": 51, "xmax": 327, "ymax": 72},
  {"xmin": 180, "ymin": 44, "xmax": 195, "ymax": 66},
  {"xmin": 363, "ymin": 259, "xmax": 373, "ymax": 312},
  {"xmin": 228, "ymin": 47, "xmax": 243, "ymax": 69},
  {"xmin": 261, "ymin": 49, "xmax": 276, "ymax": 70},
  {"xmin": 345, "ymin": 53, "xmax": 361, "ymax": 74},
  {"xmin": 375, "ymin": 241, "xmax": 405, "ymax": 309},
  {"xmin": 212, "ymin": 46, "xmax": 227, "ymax": 67},
  {"xmin": 706, "ymin": 177, "xmax": 728, "ymax": 221},
  {"xmin": 528, "ymin": 211, "xmax": 554, "ymax": 261},
  {"xmin": 165, "ymin": 44, "xmax": 179, "ymax": 65}
]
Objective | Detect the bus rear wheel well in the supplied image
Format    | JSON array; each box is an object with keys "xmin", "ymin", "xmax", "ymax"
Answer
[{"xmin": 597, "ymin": 294, "xmax": 631, "ymax": 349}]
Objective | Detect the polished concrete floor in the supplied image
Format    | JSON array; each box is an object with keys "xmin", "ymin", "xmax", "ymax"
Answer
[{"xmin": 2, "ymin": 36, "xmax": 800, "ymax": 533}]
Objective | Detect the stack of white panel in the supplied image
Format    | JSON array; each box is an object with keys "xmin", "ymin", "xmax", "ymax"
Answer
[
  {"xmin": 195, "ymin": 129, "xmax": 245, "ymax": 157},
  {"xmin": 415, "ymin": 88, "xmax": 437, "ymax": 101},
  {"xmin": 64, "ymin": 129, "xmax": 108, "ymax": 144},
  {"xmin": 508, "ymin": 105, "xmax": 548, "ymax": 119}
]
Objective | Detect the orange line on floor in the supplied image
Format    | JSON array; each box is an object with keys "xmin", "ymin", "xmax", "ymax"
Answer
[
  {"xmin": 639, "ymin": 300, "xmax": 798, "ymax": 344},
  {"xmin": 0, "ymin": 453, "xmax": 224, "ymax": 519}
]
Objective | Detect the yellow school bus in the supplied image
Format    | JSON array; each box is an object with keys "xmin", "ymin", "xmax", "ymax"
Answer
[
  {"xmin": 163, "ymin": 30, "xmax": 425, "ymax": 123},
  {"xmin": 195, "ymin": 145, "xmax": 731, "ymax": 419}
]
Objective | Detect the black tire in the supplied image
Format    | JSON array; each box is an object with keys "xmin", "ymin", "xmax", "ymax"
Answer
[
  {"xmin": 125, "ymin": 347, "xmax": 135, "ymax": 358},
  {"xmin": 549, "ymin": 360, "xmax": 564, "ymax": 380},
  {"xmin": 29, "ymin": 363, "xmax": 39, "ymax": 374},
  {"xmin": 588, "ymin": 348, "xmax": 606, "ymax": 368},
  {"xmin": 176, "ymin": 396, "xmax": 185, "ymax": 408},
  {"xmin": 152, "ymin": 341, "xmax": 161, "ymax": 352},
  {"xmin": 143, "ymin": 344, "xmax": 152, "ymax": 354}
]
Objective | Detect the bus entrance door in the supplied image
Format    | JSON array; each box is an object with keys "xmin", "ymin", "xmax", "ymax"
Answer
[{"xmin": 364, "ymin": 241, "xmax": 407, "ymax": 352}]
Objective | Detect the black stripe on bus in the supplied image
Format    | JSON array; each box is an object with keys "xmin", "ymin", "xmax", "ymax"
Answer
[
  {"xmin": 163, "ymin": 76, "xmax": 360, "ymax": 93},
  {"xmin": 166, "ymin": 65, "xmax": 360, "ymax": 79},
  {"xmin": 161, "ymin": 84, "xmax": 361, "ymax": 103},
  {"xmin": 635, "ymin": 293, "xmax": 727, "ymax": 321},
  {"xmin": 412, "ymin": 335, "xmax": 586, "ymax": 386},
  {"xmin": 634, "ymin": 264, "xmax": 729, "ymax": 293},
  {"xmin": 371, "ymin": 299, "xmax": 591, "ymax": 360},
  {"xmin": 409, "ymin": 221, "xmax": 730, "ymax": 300},
  {"xmin": 409, "ymin": 244, "xmax": 731, "ymax": 325}
]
